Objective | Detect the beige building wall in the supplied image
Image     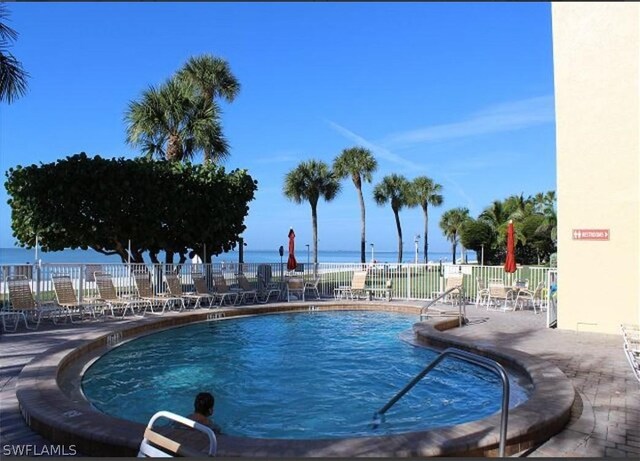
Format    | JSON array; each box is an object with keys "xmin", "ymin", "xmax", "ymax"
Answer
[{"xmin": 552, "ymin": 3, "xmax": 640, "ymax": 334}]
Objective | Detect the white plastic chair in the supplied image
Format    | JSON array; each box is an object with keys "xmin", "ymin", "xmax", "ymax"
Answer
[{"xmin": 138, "ymin": 410, "xmax": 217, "ymax": 457}]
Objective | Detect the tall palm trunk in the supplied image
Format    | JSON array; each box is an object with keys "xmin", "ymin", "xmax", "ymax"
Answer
[
  {"xmin": 311, "ymin": 203, "xmax": 318, "ymax": 266},
  {"xmin": 422, "ymin": 206, "xmax": 429, "ymax": 263},
  {"xmin": 393, "ymin": 207, "xmax": 403, "ymax": 263},
  {"xmin": 167, "ymin": 133, "xmax": 182, "ymax": 161},
  {"xmin": 357, "ymin": 185, "xmax": 366, "ymax": 264},
  {"xmin": 203, "ymin": 89, "xmax": 214, "ymax": 164},
  {"xmin": 451, "ymin": 231, "xmax": 457, "ymax": 263}
]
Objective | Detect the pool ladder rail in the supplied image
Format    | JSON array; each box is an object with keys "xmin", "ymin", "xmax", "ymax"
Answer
[
  {"xmin": 372, "ymin": 347, "xmax": 510, "ymax": 457},
  {"xmin": 419, "ymin": 285, "xmax": 466, "ymax": 327}
]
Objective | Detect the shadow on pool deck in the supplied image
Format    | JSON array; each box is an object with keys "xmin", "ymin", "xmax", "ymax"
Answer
[{"xmin": 1, "ymin": 301, "xmax": 639, "ymax": 457}]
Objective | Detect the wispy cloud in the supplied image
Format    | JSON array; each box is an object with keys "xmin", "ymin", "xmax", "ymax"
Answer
[
  {"xmin": 383, "ymin": 95, "xmax": 555, "ymax": 148},
  {"xmin": 326, "ymin": 120, "xmax": 425, "ymax": 171},
  {"xmin": 441, "ymin": 173, "xmax": 477, "ymax": 215},
  {"xmin": 254, "ymin": 154, "xmax": 299, "ymax": 165}
]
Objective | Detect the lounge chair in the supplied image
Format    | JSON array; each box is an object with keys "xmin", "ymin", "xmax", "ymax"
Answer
[
  {"xmin": 191, "ymin": 273, "xmax": 217, "ymax": 308},
  {"xmin": 4, "ymin": 275, "xmax": 65, "ymax": 330},
  {"xmin": 334, "ymin": 271, "xmax": 367, "ymax": 300},
  {"xmin": 94, "ymin": 272, "xmax": 149, "ymax": 317},
  {"xmin": 138, "ymin": 410, "xmax": 217, "ymax": 457},
  {"xmin": 256, "ymin": 273, "xmax": 281, "ymax": 303},
  {"xmin": 211, "ymin": 272, "xmax": 240, "ymax": 306},
  {"xmin": 133, "ymin": 273, "xmax": 182, "ymax": 314},
  {"xmin": 286, "ymin": 277, "xmax": 305, "ymax": 301},
  {"xmin": 52, "ymin": 274, "xmax": 97, "ymax": 321},
  {"xmin": 164, "ymin": 273, "xmax": 205, "ymax": 309},
  {"xmin": 235, "ymin": 273, "xmax": 258, "ymax": 304},
  {"xmin": 304, "ymin": 276, "xmax": 321, "ymax": 299}
]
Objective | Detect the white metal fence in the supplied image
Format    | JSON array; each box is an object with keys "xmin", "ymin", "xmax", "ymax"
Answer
[{"xmin": 1, "ymin": 261, "xmax": 554, "ymax": 313}]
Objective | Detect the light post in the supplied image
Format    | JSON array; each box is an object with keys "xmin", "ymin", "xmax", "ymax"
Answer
[
  {"xmin": 414, "ymin": 234, "xmax": 420, "ymax": 264},
  {"xmin": 370, "ymin": 243, "xmax": 375, "ymax": 264},
  {"xmin": 305, "ymin": 244, "xmax": 310, "ymax": 274},
  {"xmin": 481, "ymin": 244, "xmax": 485, "ymax": 266}
]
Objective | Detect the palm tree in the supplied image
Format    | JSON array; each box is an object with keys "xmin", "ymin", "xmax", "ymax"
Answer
[
  {"xmin": 0, "ymin": 4, "xmax": 29, "ymax": 103},
  {"xmin": 373, "ymin": 174, "xmax": 412, "ymax": 263},
  {"xmin": 439, "ymin": 207, "xmax": 470, "ymax": 263},
  {"xmin": 177, "ymin": 55, "xmax": 240, "ymax": 164},
  {"xmin": 125, "ymin": 77, "xmax": 228, "ymax": 162},
  {"xmin": 283, "ymin": 160, "xmax": 341, "ymax": 265},
  {"xmin": 332, "ymin": 147, "xmax": 378, "ymax": 264},
  {"xmin": 408, "ymin": 176, "xmax": 444, "ymax": 263},
  {"xmin": 533, "ymin": 190, "xmax": 557, "ymax": 242}
]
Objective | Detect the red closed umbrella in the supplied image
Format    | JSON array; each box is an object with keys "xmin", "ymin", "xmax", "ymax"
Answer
[
  {"xmin": 504, "ymin": 220, "xmax": 517, "ymax": 273},
  {"xmin": 287, "ymin": 228, "xmax": 297, "ymax": 271}
]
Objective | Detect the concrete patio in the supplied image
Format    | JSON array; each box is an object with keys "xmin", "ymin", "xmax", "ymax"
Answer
[{"xmin": 0, "ymin": 302, "xmax": 638, "ymax": 457}]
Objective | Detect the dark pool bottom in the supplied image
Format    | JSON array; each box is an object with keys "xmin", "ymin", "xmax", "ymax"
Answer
[{"xmin": 16, "ymin": 303, "xmax": 575, "ymax": 456}]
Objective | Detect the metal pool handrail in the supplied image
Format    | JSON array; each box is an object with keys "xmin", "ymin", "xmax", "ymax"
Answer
[
  {"xmin": 372, "ymin": 347, "xmax": 510, "ymax": 457},
  {"xmin": 419, "ymin": 285, "xmax": 465, "ymax": 327}
]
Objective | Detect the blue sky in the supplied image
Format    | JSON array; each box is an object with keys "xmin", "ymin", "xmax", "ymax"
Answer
[{"xmin": 1, "ymin": 2, "xmax": 556, "ymax": 258}]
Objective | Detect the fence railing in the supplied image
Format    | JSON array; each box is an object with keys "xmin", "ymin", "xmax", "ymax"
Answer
[{"xmin": 1, "ymin": 261, "xmax": 554, "ymax": 311}]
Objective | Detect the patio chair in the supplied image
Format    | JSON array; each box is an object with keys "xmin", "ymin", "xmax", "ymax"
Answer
[
  {"xmin": 334, "ymin": 271, "xmax": 367, "ymax": 300},
  {"xmin": 191, "ymin": 273, "xmax": 217, "ymax": 308},
  {"xmin": 138, "ymin": 410, "xmax": 217, "ymax": 457},
  {"xmin": 94, "ymin": 272, "xmax": 148, "ymax": 317},
  {"xmin": 4, "ymin": 275, "xmax": 65, "ymax": 331},
  {"xmin": 475, "ymin": 277, "xmax": 490, "ymax": 308},
  {"xmin": 256, "ymin": 273, "xmax": 281, "ymax": 303},
  {"xmin": 515, "ymin": 281, "xmax": 545, "ymax": 314},
  {"xmin": 304, "ymin": 276, "xmax": 321, "ymax": 299},
  {"xmin": 286, "ymin": 277, "xmax": 305, "ymax": 302},
  {"xmin": 487, "ymin": 281, "xmax": 517, "ymax": 311},
  {"xmin": 52, "ymin": 274, "xmax": 97, "ymax": 321},
  {"xmin": 164, "ymin": 273, "xmax": 203, "ymax": 309},
  {"xmin": 133, "ymin": 273, "xmax": 182, "ymax": 314},
  {"xmin": 235, "ymin": 273, "xmax": 258, "ymax": 304},
  {"xmin": 211, "ymin": 272, "xmax": 240, "ymax": 306}
]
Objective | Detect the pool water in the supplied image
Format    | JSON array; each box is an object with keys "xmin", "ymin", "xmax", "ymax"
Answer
[{"xmin": 82, "ymin": 311, "xmax": 530, "ymax": 439}]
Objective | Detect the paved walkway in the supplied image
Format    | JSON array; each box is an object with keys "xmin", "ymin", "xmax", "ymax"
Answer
[{"xmin": 1, "ymin": 304, "xmax": 638, "ymax": 457}]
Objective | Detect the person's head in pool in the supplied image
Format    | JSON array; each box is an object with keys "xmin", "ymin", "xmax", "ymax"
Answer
[{"xmin": 194, "ymin": 392, "xmax": 215, "ymax": 417}]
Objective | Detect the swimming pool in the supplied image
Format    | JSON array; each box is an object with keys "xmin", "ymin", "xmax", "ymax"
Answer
[{"xmin": 82, "ymin": 311, "xmax": 530, "ymax": 439}]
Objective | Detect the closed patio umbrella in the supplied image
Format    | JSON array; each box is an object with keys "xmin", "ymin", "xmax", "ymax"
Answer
[
  {"xmin": 287, "ymin": 228, "xmax": 297, "ymax": 271},
  {"xmin": 504, "ymin": 220, "xmax": 517, "ymax": 273}
]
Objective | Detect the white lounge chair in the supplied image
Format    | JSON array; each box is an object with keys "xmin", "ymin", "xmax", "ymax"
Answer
[
  {"xmin": 164, "ymin": 273, "xmax": 204, "ymax": 309},
  {"xmin": 134, "ymin": 273, "xmax": 182, "ymax": 314},
  {"xmin": 235, "ymin": 274, "xmax": 258, "ymax": 304},
  {"xmin": 138, "ymin": 410, "xmax": 217, "ymax": 457},
  {"xmin": 4, "ymin": 275, "xmax": 66, "ymax": 330},
  {"xmin": 211, "ymin": 272, "xmax": 240, "ymax": 306},
  {"xmin": 334, "ymin": 271, "xmax": 367, "ymax": 300},
  {"xmin": 191, "ymin": 273, "xmax": 217, "ymax": 308},
  {"xmin": 52, "ymin": 274, "xmax": 97, "ymax": 321},
  {"xmin": 94, "ymin": 272, "xmax": 149, "ymax": 317}
]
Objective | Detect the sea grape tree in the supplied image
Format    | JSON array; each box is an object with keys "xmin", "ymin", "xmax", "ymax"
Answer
[{"xmin": 5, "ymin": 152, "xmax": 257, "ymax": 263}]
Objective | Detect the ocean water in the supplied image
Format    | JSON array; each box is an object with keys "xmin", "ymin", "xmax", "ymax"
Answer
[{"xmin": 0, "ymin": 247, "xmax": 474, "ymax": 265}]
